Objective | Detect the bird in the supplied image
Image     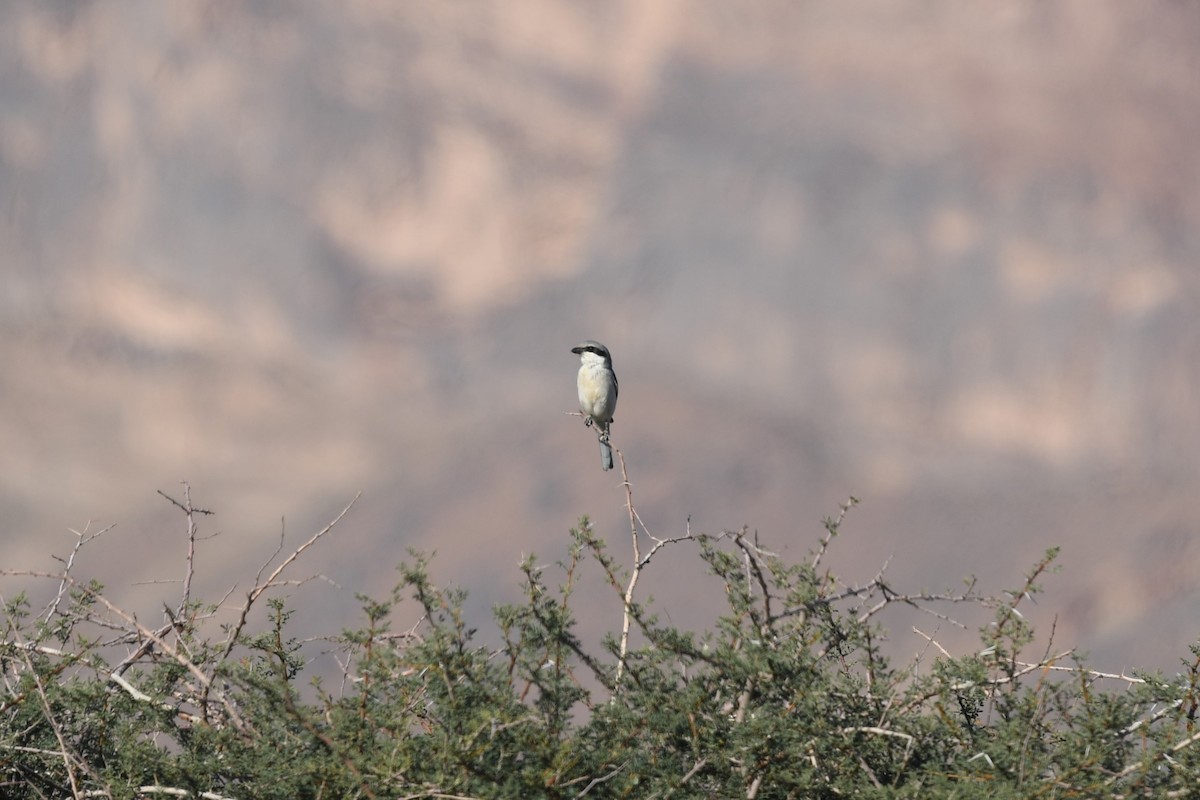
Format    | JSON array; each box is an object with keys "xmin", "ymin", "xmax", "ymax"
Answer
[{"xmin": 571, "ymin": 340, "xmax": 619, "ymax": 471}]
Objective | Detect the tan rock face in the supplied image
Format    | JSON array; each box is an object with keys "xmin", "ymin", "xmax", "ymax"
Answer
[{"xmin": 2, "ymin": 1, "xmax": 1198, "ymax": 671}]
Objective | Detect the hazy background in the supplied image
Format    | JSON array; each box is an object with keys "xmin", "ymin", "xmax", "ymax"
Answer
[{"xmin": 3, "ymin": 1, "xmax": 1199, "ymax": 672}]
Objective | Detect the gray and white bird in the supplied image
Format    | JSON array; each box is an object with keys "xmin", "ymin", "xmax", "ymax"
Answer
[{"xmin": 571, "ymin": 340, "xmax": 619, "ymax": 471}]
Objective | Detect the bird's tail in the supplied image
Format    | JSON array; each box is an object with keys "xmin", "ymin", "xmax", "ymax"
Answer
[{"xmin": 599, "ymin": 438, "xmax": 613, "ymax": 471}]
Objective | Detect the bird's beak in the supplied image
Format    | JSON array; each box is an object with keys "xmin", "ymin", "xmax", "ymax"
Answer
[{"xmin": 570, "ymin": 345, "xmax": 585, "ymax": 354}]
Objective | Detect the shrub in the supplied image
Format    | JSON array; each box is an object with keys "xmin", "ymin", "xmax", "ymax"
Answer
[{"xmin": 2, "ymin": 487, "xmax": 1198, "ymax": 798}]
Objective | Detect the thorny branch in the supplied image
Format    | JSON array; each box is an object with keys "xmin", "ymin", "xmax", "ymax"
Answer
[
  {"xmin": 201, "ymin": 493, "xmax": 359, "ymax": 715},
  {"xmin": 157, "ymin": 482, "xmax": 214, "ymax": 619},
  {"xmin": 812, "ymin": 496, "xmax": 858, "ymax": 570},
  {"xmin": 215, "ymin": 493, "xmax": 360, "ymax": 666},
  {"xmin": 45, "ymin": 521, "xmax": 115, "ymax": 624},
  {"xmin": 1, "ymin": 488, "xmax": 360, "ymax": 738}
]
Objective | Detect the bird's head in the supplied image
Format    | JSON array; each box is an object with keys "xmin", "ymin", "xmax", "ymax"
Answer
[{"xmin": 571, "ymin": 340, "xmax": 612, "ymax": 366}]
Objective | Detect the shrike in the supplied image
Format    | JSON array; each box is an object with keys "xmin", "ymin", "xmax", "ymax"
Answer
[{"xmin": 571, "ymin": 340, "xmax": 618, "ymax": 471}]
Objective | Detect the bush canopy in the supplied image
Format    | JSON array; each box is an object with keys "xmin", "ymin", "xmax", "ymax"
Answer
[{"xmin": 2, "ymin": 487, "xmax": 1198, "ymax": 799}]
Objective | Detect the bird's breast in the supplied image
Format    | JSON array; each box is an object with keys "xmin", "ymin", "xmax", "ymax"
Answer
[{"xmin": 577, "ymin": 367, "xmax": 616, "ymax": 421}]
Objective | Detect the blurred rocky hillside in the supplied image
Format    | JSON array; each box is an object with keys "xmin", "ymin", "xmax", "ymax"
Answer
[{"xmin": 2, "ymin": 1, "xmax": 1199, "ymax": 669}]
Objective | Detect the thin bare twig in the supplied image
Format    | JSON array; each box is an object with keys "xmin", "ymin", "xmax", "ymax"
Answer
[
  {"xmin": 613, "ymin": 444, "xmax": 638, "ymax": 693},
  {"xmin": 812, "ymin": 496, "xmax": 858, "ymax": 570},
  {"xmin": 216, "ymin": 494, "xmax": 360, "ymax": 666},
  {"xmin": 1120, "ymin": 699, "xmax": 1184, "ymax": 737},
  {"xmin": 157, "ymin": 483, "xmax": 212, "ymax": 620},
  {"xmin": 1108, "ymin": 726, "xmax": 1200, "ymax": 785},
  {"xmin": 608, "ymin": 448, "xmax": 703, "ymax": 695},
  {"xmin": 109, "ymin": 671, "xmax": 168, "ymax": 708},
  {"xmin": 111, "ymin": 486, "xmax": 214, "ymax": 677},
  {"xmin": 575, "ymin": 760, "xmax": 629, "ymax": 797},
  {"xmin": 912, "ymin": 627, "xmax": 954, "ymax": 659},
  {"xmin": 679, "ymin": 758, "xmax": 708, "ymax": 784},
  {"xmin": 130, "ymin": 788, "xmax": 238, "ymax": 800},
  {"xmin": 45, "ymin": 522, "xmax": 116, "ymax": 623},
  {"xmin": 571, "ymin": 414, "xmax": 680, "ymax": 695},
  {"xmin": 841, "ymin": 725, "xmax": 915, "ymax": 762},
  {"xmin": 1, "ymin": 641, "xmax": 67, "ymax": 657},
  {"xmin": 196, "ymin": 494, "xmax": 358, "ymax": 725},
  {"xmin": 730, "ymin": 528, "xmax": 773, "ymax": 637}
]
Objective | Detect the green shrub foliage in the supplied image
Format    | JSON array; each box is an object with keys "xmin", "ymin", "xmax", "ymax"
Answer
[{"xmin": 2, "ymin": 493, "xmax": 1199, "ymax": 798}]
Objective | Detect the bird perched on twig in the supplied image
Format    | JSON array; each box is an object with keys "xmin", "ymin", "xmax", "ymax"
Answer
[{"xmin": 571, "ymin": 340, "xmax": 618, "ymax": 471}]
